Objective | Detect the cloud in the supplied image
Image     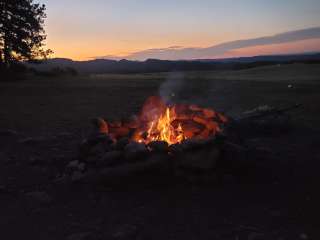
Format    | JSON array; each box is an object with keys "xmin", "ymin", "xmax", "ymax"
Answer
[{"xmin": 119, "ymin": 27, "xmax": 320, "ymax": 60}]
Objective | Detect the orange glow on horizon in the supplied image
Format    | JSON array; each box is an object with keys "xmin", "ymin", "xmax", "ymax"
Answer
[{"xmin": 47, "ymin": 38, "xmax": 320, "ymax": 61}]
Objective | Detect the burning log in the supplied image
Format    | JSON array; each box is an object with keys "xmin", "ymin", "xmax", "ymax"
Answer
[
  {"xmin": 67, "ymin": 96, "xmax": 242, "ymax": 185},
  {"xmin": 91, "ymin": 118, "xmax": 109, "ymax": 134},
  {"xmin": 109, "ymin": 126, "xmax": 130, "ymax": 139}
]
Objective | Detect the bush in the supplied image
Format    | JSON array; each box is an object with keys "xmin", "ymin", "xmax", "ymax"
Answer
[{"xmin": 0, "ymin": 62, "xmax": 28, "ymax": 81}]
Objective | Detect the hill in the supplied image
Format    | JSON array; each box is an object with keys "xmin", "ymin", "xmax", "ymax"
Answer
[{"xmin": 26, "ymin": 53, "xmax": 320, "ymax": 74}]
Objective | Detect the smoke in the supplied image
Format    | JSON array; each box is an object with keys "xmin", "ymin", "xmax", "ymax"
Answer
[{"xmin": 159, "ymin": 72, "xmax": 186, "ymax": 104}]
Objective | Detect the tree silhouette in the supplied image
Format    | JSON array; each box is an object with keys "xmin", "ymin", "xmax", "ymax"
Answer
[{"xmin": 0, "ymin": 0, "xmax": 52, "ymax": 67}]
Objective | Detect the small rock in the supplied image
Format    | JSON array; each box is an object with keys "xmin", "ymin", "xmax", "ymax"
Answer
[
  {"xmin": 28, "ymin": 156, "xmax": 44, "ymax": 165},
  {"xmin": 67, "ymin": 232, "xmax": 92, "ymax": 240},
  {"xmin": 0, "ymin": 129, "xmax": 18, "ymax": 137},
  {"xmin": 79, "ymin": 134, "xmax": 114, "ymax": 158},
  {"xmin": 147, "ymin": 141, "xmax": 168, "ymax": 152},
  {"xmin": 177, "ymin": 147, "xmax": 219, "ymax": 170},
  {"xmin": 86, "ymin": 134, "xmax": 114, "ymax": 147},
  {"xmin": 112, "ymin": 224, "xmax": 138, "ymax": 239},
  {"xmin": 25, "ymin": 191, "xmax": 52, "ymax": 204},
  {"xmin": 179, "ymin": 138, "xmax": 206, "ymax": 150},
  {"xmin": 19, "ymin": 137, "xmax": 47, "ymax": 145},
  {"xmin": 66, "ymin": 160, "xmax": 80, "ymax": 170},
  {"xmin": 0, "ymin": 185, "xmax": 6, "ymax": 193},
  {"xmin": 300, "ymin": 233, "xmax": 308, "ymax": 240},
  {"xmin": 78, "ymin": 162, "xmax": 86, "ymax": 171},
  {"xmin": 247, "ymin": 232, "xmax": 264, "ymax": 240},
  {"xmin": 98, "ymin": 151, "xmax": 122, "ymax": 167},
  {"xmin": 56, "ymin": 132, "xmax": 72, "ymax": 138},
  {"xmin": 71, "ymin": 171, "xmax": 85, "ymax": 182},
  {"xmin": 168, "ymin": 143, "xmax": 183, "ymax": 154},
  {"xmin": 124, "ymin": 142, "xmax": 148, "ymax": 161},
  {"xmin": 115, "ymin": 137, "xmax": 129, "ymax": 150},
  {"xmin": 222, "ymin": 174, "xmax": 236, "ymax": 183},
  {"xmin": 124, "ymin": 142, "xmax": 147, "ymax": 153},
  {"xmin": 0, "ymin": 152, "xmax": 11, "ymax": 164}
]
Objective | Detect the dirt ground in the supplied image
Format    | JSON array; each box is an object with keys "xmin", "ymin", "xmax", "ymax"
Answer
[{"xmin": 0, "ymin": 64, "xmax": 320, "ymax": 240}]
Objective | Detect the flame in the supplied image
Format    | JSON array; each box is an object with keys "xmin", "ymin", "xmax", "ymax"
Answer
[
  {"xmin": 102, "ymin": 96, "xmax": 227, "ymax": 145},
  {"xmin": 141, "ymin": 106, "xmax": 185, "ymax": 145},
  {"xmin": 130, "ymin": 96, "xmax": 227, "ymax": 145}
]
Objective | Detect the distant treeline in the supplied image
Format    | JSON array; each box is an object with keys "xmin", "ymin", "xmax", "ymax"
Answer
[
  {"xmin": 1, "ymin": 53, "xmax": 319, "ymax": 79},
  {"xmin": 25, "ymin": 53, "xmax": 320, "ymax": 75}
]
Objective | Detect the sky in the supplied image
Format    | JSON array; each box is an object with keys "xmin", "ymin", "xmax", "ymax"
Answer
[{"xmin": 42, "ymin": 0, "xmax": 320, "ymax": 60}]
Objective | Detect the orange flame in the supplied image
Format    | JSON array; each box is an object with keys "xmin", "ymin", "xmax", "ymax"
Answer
[
  {"xmin": 141, "ymin": 107, "xmax": 185, "ymax": 145},
  {"xmin": 130, "ymin": 96, "xmax": 227, "ymax": 145}
]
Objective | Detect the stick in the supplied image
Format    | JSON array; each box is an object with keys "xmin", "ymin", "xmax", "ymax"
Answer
[{"xmin": 236, "ymin": 104, "xmax": 301, "ymax": 122}]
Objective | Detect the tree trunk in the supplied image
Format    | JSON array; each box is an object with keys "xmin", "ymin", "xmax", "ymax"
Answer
[
  {"xmin": 0, "ymin": 49, "xmax": 3, "ymax": 65},
  {"xmin": 3, "ymin": 38, "xmax": 10, "ymax": 68}
]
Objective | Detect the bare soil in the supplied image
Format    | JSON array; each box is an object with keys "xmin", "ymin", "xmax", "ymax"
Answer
[{"xmin": 0, "ymin": 64, "xmax": 320, "ymax": 240}]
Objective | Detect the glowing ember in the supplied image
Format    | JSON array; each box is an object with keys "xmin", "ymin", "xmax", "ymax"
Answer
[
  {"xmin": 103, "ymin": 96, "xmax": 227, "ymax": 145},
  {"xmin": 137, "ymin": 107, "xmax": 185, "ymax": 145},
  {"xmin": 131, "ymin": 96, "xmax": 227, "ymax": 145}
]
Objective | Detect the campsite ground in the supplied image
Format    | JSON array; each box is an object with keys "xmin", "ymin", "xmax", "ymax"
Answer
[{"xmin": 0, "ymin": 63, "xmax": 320, "ymax": 240}]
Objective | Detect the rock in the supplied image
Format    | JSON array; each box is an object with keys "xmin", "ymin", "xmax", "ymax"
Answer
[
  {"xmin": 300, "ymin": 233, "xmax": 308, "ymax": 240},
  {"xmin": 19, "ymin": 137, "xmax": 48, "ymax": 145},
  {"xmin": 78, "ymin": 162, "xmax": 86, "ymax": 171},
  {"xmin": 247, "ymin": 232, "xmax": 265, "ymax": 240},
  {"xmin": 176, "ymin": 147, "xmax": 220, "ymax": 171},
  {"xmin": 112, "ymin": 224, "xmax": 138, "ymax": 239},
  {"xmin": 91, "ymin": 117, "xmax": 109, "ymax": 134},
  {"xmin": 79, "ymin": 134, "xmax": 114, "ymax": 158},
  {"xmin": 66, "ymin": 160, "xmax": 86, "ymax": 173},
  {"xmin": 71, "ymin": 171, "xmax": 85, "ymax": 182},
  {"xmin": 98, "ymin": 151, "xmax": 123, "ymax": 167},
  {"xmin": 124, "ymin": 142, "xmax": 148, "ymax": 160},
  {"xmin": 28, "ymin": 156, "xmax": 43, "ymax": 165},
  {"xmin": 222, "ymin": 174, "xmax": 236, "ymax": 183},
  {"xmin": 115, "ymin": 137, "xmax": 129, "ymax": 150},
  {"xmin": 56, "ymin": 132, "xmax": 72, "ymax": 138},
  {"xmin": 179, "ymin": 138, "xmax": 207, "ymax": 150},
  {"xmin": 168, "ymin": 143, "xmax": 183, "ymax": 154},
  {"xmin": 0, "ymin": 185, "xmax": 6, "ymax": 193},
  {"xmin": 86, "ymin": 134, "xmax": 113, "ymax": 146},
  {"xmin": 67, "ymin": 232, "xmax": 92, "ymax": 240},
  {"xmin": 147, "ymin": 141, "xmax": 168, "ymax": 152},
  {"xmin": 25, "ymin": 191, "xmax": 52, "ymax": 204},
  {"xmin": 125, "ymin": 142, "xmax": 147, "ymax": 153},
  {"xmin": 66, "ymin": 160, "xmax": 80, "ymax": 169},
  {"xmin": 124, "ymin": 142, "xmax": 148, "ymax": 157},
  {"xmin": 0, "ymin": 152, "xmax": 11, "ymax": 164},
  {"xmin": 0, "ymin": 129, "xmax": 18, "ymax": 137},
  {"xmin": 243, "ymin": 105, "xmax": 274, "ymax": 115}
]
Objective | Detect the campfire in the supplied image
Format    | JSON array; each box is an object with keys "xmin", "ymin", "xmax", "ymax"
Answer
[
  {"xmin": 64, "ymin": 96, "xmax": 297, "ymax": 184},
  {"xmin": 98, "ymin": 96, "xmax": 228, "ymax": 146},
  {"xmin": 63, "ymin": 96, "xmax": 229, "ymax": 184}
]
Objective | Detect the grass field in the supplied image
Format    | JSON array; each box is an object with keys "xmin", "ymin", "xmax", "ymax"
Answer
[
  {"xmin": 0, "ymin": 63, "xmax": 320, "ymax": 239},
  {"xmin": 1, "ymin": 63, "xmax": 320, "ymax": 135}
]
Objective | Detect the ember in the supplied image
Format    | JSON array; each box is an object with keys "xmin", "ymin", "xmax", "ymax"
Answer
[{"xmin": 105, "ymin": 96, "xmax": 227, "ymax": 145}]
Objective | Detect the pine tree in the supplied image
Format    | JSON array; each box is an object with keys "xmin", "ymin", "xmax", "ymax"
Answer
[{"xmin": 0, "ymin": 0, "xmax": 52, "ymax": 66}]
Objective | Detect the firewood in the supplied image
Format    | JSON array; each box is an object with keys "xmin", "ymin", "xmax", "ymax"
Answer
[
  {"xmin": 91, "ymin": 118, "xmax": 109, "ymax": 134},
  {"xmin": 109, "ymin": 126, "xmax": 130, "ymax": 138},
  {"xmin": 202, "ymin": 108, "xmax": 216, "ymax": 118},
  {"xmin": 237, "ymin": 104, "xmax": 301, "ymax": 122}
]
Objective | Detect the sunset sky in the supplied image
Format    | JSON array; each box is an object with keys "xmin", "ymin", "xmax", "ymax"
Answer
[{"xmin": 42, "ymin": 0, "xmax": 320, "ymax": 60}]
